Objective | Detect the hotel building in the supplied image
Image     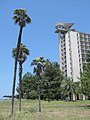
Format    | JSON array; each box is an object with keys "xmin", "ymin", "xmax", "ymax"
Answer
[{"xmin": 55, "ymin": 22, "xmax": 90, "ymax": 83}]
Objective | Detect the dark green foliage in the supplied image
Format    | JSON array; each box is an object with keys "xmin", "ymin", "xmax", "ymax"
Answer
[
  {"xmin": 16, "ymin": 72, "xmax": 38, "ymax": 99},
  {"xmin": 16, "ymin": 60, "xmax": 84, "ymax": 101},
  {"xmin": 29, "ymin": 90, "xmax": 37, "ymax": 99},
  {"xmin": 42, "ymin": 61, "xmax": 63, "ymax": 100},
  {"xmin": 60, "ymin": 78, "xmax": 81, "ymax": 100},
  {"xmin": 16, "ymin": 61, "xmax": 64, "ymax": 100},
  {"xmin": 80, "ymin": 53, "xmax": 90, "ymax": 96}
]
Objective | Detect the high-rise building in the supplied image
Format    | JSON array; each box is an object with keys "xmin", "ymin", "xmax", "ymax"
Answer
[{"xmin": 55, "ymin": 22, "xmax": 90, "ymax": 82}]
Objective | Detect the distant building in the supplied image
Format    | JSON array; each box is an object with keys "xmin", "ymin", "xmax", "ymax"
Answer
[{"xmin": 55, "ymin": 22, "xmax": 90, "ymax": 83}]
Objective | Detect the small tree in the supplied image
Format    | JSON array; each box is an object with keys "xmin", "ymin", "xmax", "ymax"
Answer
[
  {"xmin": 31, "ymin": 57, "xmax": 46, "ymax": 112},
  {"xmin": 60, "ymin": 78, "xmax": 81, "ymax": 100}
]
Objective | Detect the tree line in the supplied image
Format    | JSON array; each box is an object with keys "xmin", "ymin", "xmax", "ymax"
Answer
[{"xmin": 16, "ymin": 59, "xmax": 90, "ymax": 101}]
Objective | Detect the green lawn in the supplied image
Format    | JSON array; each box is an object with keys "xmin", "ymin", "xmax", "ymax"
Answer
[{"xmin": 0, "ymin": 100, "xmax": 90, "ymax": 120}]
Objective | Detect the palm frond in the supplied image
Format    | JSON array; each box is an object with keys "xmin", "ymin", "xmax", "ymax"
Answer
[
  {"xmin": 33, "ymin": 67, "xmax": 37, "ymax": 74},
  {"xmin": 13, "ymin": 16, "xmax": 18, "ymax": 20},
  {"xmin": 20, "ymin": 43, "xmax": 29, "ymax": 55},
  {"xmin": 14, "ymin": 18, "xmax": 20, "ymax": 24},
  {"xmin": 14, "ymin": 8, "xmax": 26, "ymax": 15},
  {"xmin": 25, "ymin": 17, "xmax": 31, "ymax": 23},
  {"xmin": 31, "ymin": 60, "xmax": 37, "ymax": 66}
]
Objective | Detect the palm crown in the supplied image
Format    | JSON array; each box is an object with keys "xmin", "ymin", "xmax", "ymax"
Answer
[
  {"xmin": 31, "ymin": 57, "xmax": 47, "ymax": 75},
  {"xmin": 13, "ymin": 8, "xmax": 31, "ymax": 27},
  {"xmin": 12, "ymin": 43, "xmax": 29, "ymax": 63}
]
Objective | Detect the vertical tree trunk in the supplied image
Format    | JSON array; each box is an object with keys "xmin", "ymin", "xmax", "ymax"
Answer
[
  {"xmin": 38, "ymin": 77, "xmax": 41, "ymax": 112},
  {"xmin": 19, "ymin": 62, "xmax": 22, "ymax": 111},
  {"xmin": 11, "ymin": 26, "xmax": 23, "ymax": 114},
  {"xmin": 69, "ymin": 92, "xmax": 72, "ymax": 101}
]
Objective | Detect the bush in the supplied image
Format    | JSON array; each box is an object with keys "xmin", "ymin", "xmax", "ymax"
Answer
[{"xmin": 29, "ymin": 90, "xmax": 37, "ymax": 99}]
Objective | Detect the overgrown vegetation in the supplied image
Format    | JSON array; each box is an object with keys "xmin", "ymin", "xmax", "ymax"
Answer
[
  {"xmin": 16, "ymin": 60, "xmax": 81, "ymax": 101},
  {"xmin": 80, "ymin": 53, "xmax": 90, "ymax": 97},
  {"xmin": 0, "ymin": 100, "xmax": 90, "ymax": 120}
]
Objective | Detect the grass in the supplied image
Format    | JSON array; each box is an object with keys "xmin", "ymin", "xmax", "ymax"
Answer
[{"xmin": 0, "ymin": 100, "xmax": 90, "ymax": 120}]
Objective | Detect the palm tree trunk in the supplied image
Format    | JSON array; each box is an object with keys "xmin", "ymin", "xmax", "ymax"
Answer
[
  {"xmin": 69, "ymin": 92, "xmax": 72, "ymax": 101},
  {"xmin": 11, "ymin": 26, "xmax": 23, "ymax": 114},
  {"xmin": 19, "ymin": 62, "xmax": 22, "ymax": 111},
  {"xmin": 38, "ymin": 76, "xmax": 41, "ymax": 112}
]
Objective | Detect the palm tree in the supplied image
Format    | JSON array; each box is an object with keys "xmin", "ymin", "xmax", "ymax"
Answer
[
  {"xmin": 61, "ymin": 78, "xmax": 80, "ymax": 101},
  {"xmin": 11, "ymin": 8, "xmax": 31, "ymax": 114},
  {"xmin": 31, "ymin": 57, "xmax": 46, "ymax": 112},
  {"xmin": 12, "ymin": 43, "xmax": 29, "ymax": 111}
]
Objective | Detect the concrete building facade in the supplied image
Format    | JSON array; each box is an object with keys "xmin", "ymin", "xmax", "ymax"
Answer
[{"xmin": 55, "ymin": 22, "xmax": 90, "ymax": 83}]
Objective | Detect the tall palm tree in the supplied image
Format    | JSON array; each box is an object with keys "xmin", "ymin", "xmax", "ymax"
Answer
[
  {"xmin": 12, "ymin": 43, "xmax": 29, "ymax": 111},
  {"xmin": 11, "ymin": 8, "xmax": 31, "ymax": 114},
  {"xmin": 31, "ymin": 57, "xmax": 46, "ymax": 112}
]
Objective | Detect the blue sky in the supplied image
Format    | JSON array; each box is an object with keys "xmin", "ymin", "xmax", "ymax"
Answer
[{"xmin": 0, "ymin": 0, "xmax": 90, "ymax": 99}]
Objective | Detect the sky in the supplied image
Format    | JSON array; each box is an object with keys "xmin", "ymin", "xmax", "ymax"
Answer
[{"xmin": 0, "ymin": 0, "xmax": 90, "ymax": 99}]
